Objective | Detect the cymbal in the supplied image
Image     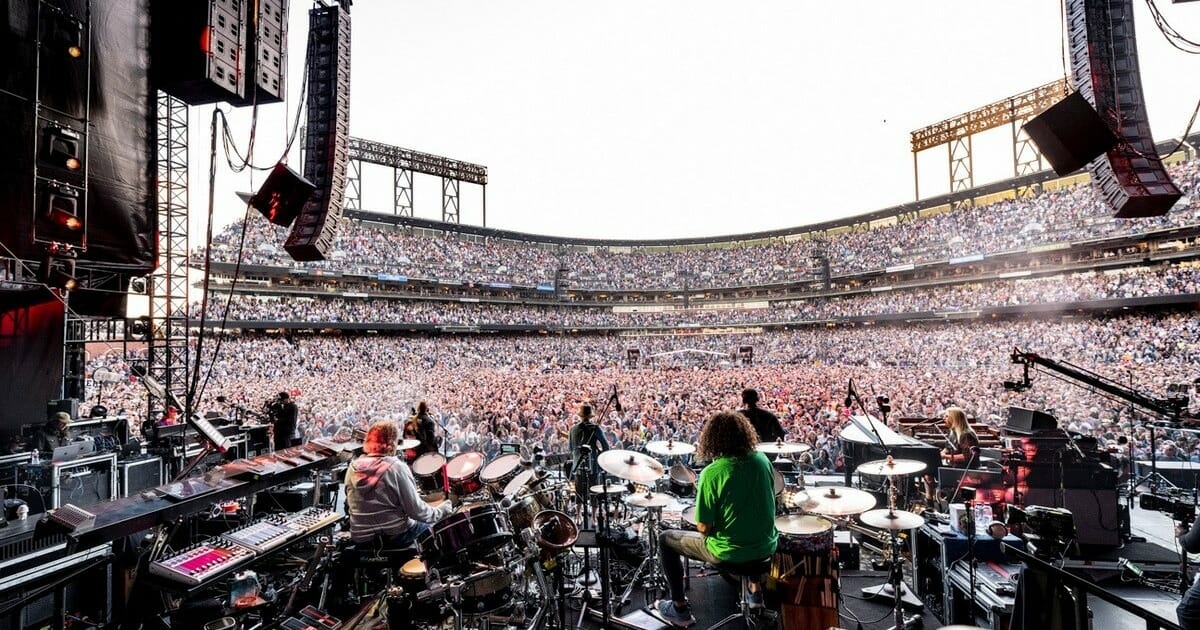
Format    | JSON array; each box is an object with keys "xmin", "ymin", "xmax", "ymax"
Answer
[
  {"xmin": 781, "ymin": 489, "xmax": 817, "ymax": 510},
  {"xmin": 856, "ymin": 457, "xmax": 927, "ymax": 477},
  {"xmin": 860, "ymin": 508, "xmax": 924, "ymax": 531},
  {"xmin": 598, "ymin": 450, "xmax": 666, "ymax": 483},
  {"xmin": 624, "ymin": 492, "xmax": 674, "ymax": 508},
  {"xmin": 398, "ymin": 439, "xmax": 421, "ymax": 450},
  {"xmin": 805, "ymin": 486, "xmax": 877, "ymax": 516},
  {"xmin": 755, "ymin": 440, "xmax": 811, "ymax": 454},
  {"xmin": 645, "ymin": 440, "xmax": 696, "ymax": 456},
  {"xmin": 589, "ymin": 483, "xmax": 626, "ymax": 495},
  {"xmin": 775, "ymin": 514, "xmax": 833, "ymax": 536}
]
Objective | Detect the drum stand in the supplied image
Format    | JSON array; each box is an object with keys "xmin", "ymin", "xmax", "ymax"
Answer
[
  {"xmin": 882, "ymin": 529, "xmax": 921, "ymax": 630},
  {"xmin": 616, "ymin": 505, "xmax": 668, "ymax": 609},
  {"xmin": 575, "ymin": 475, "xmax": 615, "ymax": 630},
  {"xmin": 860, "ymin": 476, "xmax": 924, "ymax": 614}
]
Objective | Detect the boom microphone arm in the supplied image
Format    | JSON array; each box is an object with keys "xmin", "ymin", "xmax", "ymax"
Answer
[{"xmin": 1010, "ymin": 348, "xmax": 1186, "ymax": 421}]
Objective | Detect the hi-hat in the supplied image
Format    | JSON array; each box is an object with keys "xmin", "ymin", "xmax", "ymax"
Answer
[
  {"xmin": 589, "ymin": 483, "xmax": 626, "ymax": 495},
  {"xmin": 624, "ymin": 492, "xmax": 674, "ymax": 508},
  {"xmin": 645, "ymin": 440, "xmax": 696, "ymax": 456},
  {"xmin": 598, "ymin": 450, "xmax": 666, "ymax": 483},
  {"xmin": 860, "ymin": 508, "xmax": 924, "ymax": 530},
  {"xmin": 856, "ymin": 457, "xmax": 927, "ymax": 477},
  {"xmin": 805, "ymin": 486, "xmax": 877, "ymax": 516},
  {"xmin": 775, "ymin": 514, "xmax": 833, "ymax": 536},
  {"xmin": 755, "ymin": 440, "xmax": 811, "ymax": 455},
  {"xmin": 398, "ymin": 439, "xmax": 421, "ymax": 450}
]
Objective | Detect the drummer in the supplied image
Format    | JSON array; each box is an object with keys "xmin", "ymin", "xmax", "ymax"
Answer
[
  {"xmin": 656, "ymin": 411, "xmax": 778, "ymax": 627},
  {"xmin": 345, "ymin": 419, "xmax": 455, "ymax": 548},
  {"xmin": 740, "ymin": 388, "xmax": 786, "ymax": 444}
]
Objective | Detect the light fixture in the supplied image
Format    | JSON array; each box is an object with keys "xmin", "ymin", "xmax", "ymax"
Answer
[
  {"xmin": 39, "ymin": 252, "xmax": 78, "ymax": 292},
  {"xmin": 36, "ymin": 181, "xmax": 85, "ymax": 247},
  {"xmin": 40, "ymin": 124, "xmax": 83, "ymax": 171}
]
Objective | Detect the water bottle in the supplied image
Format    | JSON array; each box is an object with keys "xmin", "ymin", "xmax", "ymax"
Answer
[{"xmin": 30, "ymin": 450, "xmax": 40, "ymax": 465}]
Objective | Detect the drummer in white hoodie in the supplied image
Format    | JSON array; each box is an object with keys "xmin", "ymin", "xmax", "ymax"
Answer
[{"xmin": 345, "ymin": 420, "xmax": 455, "ymax": 547}]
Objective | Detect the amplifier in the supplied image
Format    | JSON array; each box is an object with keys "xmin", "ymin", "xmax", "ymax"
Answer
[
  {"xmin": 149, "ymin": 540, "xmax": 255, "ymax": 586},
  {"xmin": 119, "ymin": 456, "xmax": 163, "ymax": 497},
  {"xmin": 1020, "ymin": 487, "xmax": 1121, "ymax": 547}
]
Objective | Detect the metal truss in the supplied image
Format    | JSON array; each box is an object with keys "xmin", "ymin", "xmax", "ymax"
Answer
[
  {"xmin": 441, "ymin": 177, "xmax": 460, "ymax": 224},
  {"xmin": 346, "ymin": 159, "xmax": 362, "ymax": 210},
  {"xmin": 949, "ymin": 136, "xmax": 973, "ymax": 210},
  {"xmin": 145, "ymin": 91, "xmax": 190, "ymax": 421},
  {"xmin": 394, "ymin": 166, "xmax": 413, "ymax": 216},
  {"xmin": 911, "ymin": 79, "xmax": 1068, "ymax": 200}
]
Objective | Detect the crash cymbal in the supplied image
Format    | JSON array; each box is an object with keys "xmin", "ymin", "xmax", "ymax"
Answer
[
  {"xmin": 598, "ymin": 450, "xmax": 666, "ymax": 483},
  {"xmin": 624, "ymin": 492, "xmax": 674, "ymax": 508},
  {"xmin": 781, "ymin": 489, "xmax": 817, "ymax": 510},
  {"xmin": 775, "ymin": 514, "xmax": 833, "ymax": 536},
  {"xmin": 645, "ymin": 440, "xmax": 696, "ymax": 456},
  {"xmin": 398, "ymin": 439, "xmax": 421, "ymax": 451},
  {"xmin": 755, "ymin": 440, "xmax": 812, "ymax": 455},
  {"xmin": 856, "ymin": 457, "xmax": 927, "ymax": 477},
  {"xmin": 589, "ymin": 483, "xmax": 626, "ymax": 495},
  {"xmin": 860, "ymin": 508, "xmax": 924, "ymax": 531},
  {"xmin": 806, "ymin": 486, "xmax": 877, "ymax": 516}
]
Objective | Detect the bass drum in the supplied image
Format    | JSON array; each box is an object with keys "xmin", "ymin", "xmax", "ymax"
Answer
[{"xmin": 417, "ymin": 502, "xmax": 513, "ymax": 569}]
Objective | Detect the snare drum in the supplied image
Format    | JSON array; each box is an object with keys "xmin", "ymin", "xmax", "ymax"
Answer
[
  {"xmin": 446, "ymin": 451, "xmax": 486, "ymax": 497},
  {"xmin": 412, "ymin": 453, "xmax": 448, "ymax": 497},
  {"xmin": 668, "ymin": 464, "xmax": 697, "ymax": 497},
  {"xmin": 480, "ymin": 454, "xmax": 524, "ymax": 496},
  {"xmin": 459, "ymin": 568, "xmax": 514, "ymax": 615},
  {"xmin": 680, "ymin": 505, "xmax": 698, "ymax": 531},
  {"xmin": 417, "ymin": 502, "xmax": 513, "ymax": 568},
  {"xmin": 773, "ymin": 467, "xmax": 784, "ymax": 498}
]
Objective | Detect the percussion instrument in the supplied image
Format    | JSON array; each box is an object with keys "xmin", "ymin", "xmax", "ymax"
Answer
[
  {"xmin": 668, "ymin": 464, "xmax": 697, "ymax": 497},
  {"xmin": 417, "ymin": 502, "xmax": 512, "ymax": 568},
  {"xmin": 589, "ymin": 483, "xmax": 626, "ymax": 495},
  {"xmin": 506, "ymin": 494, "xmax": 543, "ymax": 539},
  {"xmin": 412, "ymin": 453, "xmax": 448, "ymax": 497},
  {"xmin": 756, "ymin": 440, "xmax": 812, "ymax": 455},
  {"xmin": 645, "ymin": 440, "xmax": 696, "ymax": 456},
  {"xmin": 680, "ymin": 505, "xmax": 698, "ymax": 531},
  {"xmin": 624, "ymin": 491, "xmax": 674, "ymax": 509},
  {"xmin": 459, "ymin": 567, "xmax": 514, "ymax": 615},
  {"xmin": 446, "ymin": 451, "xmax": 486, "ymax": 497},
  {"xmin": 398, "ymin": 439, "xmax": 421, "ymax": 451},
  {"xmin": 859, "ymin": 508, "xmax": 924, "ymax": 531},
  {"xmin": 856, "ymin": 457, "xmax": 927, "ymax": 477},
  {"xmin": 532, "ymin": 509, "xmax": 578, "ymax": 554},
  {"xmin": 769, "ymin": 513, "xmax": 839, "ymax": 630},
  {"xmin": 773, "ymin": 467, "xmax": 785, "ymax": 498},
  {"xmin": 479, "ymin": 453, "xmax": 524, "ymax": 496},
  {"xmin": 781, "ymin": 488, "xmax": 816, "ymax": 511},
  {"xmin": 598, "ymin": 450, "xmax": 666, "ymax": 483},
  {"xmin": 805, "ymin": 486, "xmax": 876, "ymax": 516}
]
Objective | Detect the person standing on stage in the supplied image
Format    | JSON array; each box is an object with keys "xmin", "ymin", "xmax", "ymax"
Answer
[
  {"xmin": 414, "ymin": 401, "xmax": 439, "ymax": 455},
  {"xmin": 568, "ymin": 403, "xmax": 608, "ymax": 487},
  {"xmin": 740, "ymin": 388, "xmax": 785, "ymax": 443},
  {"xmin": 940, "ymin": 406, "xmax": 980, "ymax": 468},
  {"xmin": 1177, "ymin": 519, "xmax": 1200, "ymax": 628},
  {"xmin": 268, "ymin": 391, "xmax": 300, "ymax": 450},
  {"xmin": 345, "ymin": 420, "xmax": 454, "ymax": 547},
  {"xmin": 655, "ymin": 411, "xmax": 778, "ymax": 627}
]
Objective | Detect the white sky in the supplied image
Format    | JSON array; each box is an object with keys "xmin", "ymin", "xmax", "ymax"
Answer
[{"xmin": 189, "ymin": 1, "xmax": 1200, "ymax": 243}]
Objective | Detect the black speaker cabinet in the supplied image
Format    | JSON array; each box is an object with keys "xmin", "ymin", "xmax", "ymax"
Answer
[
  {"xmin": 118, "ymin": 456, "xmax": 162, "ymax": 497},
  {"xmin": 1005, "ymin": 406, "xmax": 1058, "ymax": 435},
  {"xmin": 1022, "ymin": 92, "xmax": 1119, "ymax": 176},
  {"xmin": 1021, "ymin": 487, "xmax": 1121, "ymax": 547}
]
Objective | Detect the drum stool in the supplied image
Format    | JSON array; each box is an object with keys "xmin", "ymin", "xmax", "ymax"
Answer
[
  {"xmin": 341, "ymin": 542, "xmax": 419, "ymax": 592},
  {"xmin": 708, "ymin": 556, "xmax": 773, "ymax": 630}
]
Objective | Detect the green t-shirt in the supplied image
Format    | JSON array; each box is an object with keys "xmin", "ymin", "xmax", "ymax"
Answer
[{"xmin": 694, "ymin": 450, "xmax": 778, "ymax": 562}]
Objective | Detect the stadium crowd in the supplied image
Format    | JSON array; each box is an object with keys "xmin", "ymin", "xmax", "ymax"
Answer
[
  {"xmin": 200, "ymin": 158, "xmax": 1200, "ymax": 291},
  {"xmin": 198, "ymin": 263, "xmax": 1200, "ymax": 327},
  {"xmin": 84, "ymin": 312, "xmax": 1200, "ymax": 474}
]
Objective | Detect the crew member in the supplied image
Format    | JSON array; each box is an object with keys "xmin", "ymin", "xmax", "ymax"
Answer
[
  {"xmin": 33, "ymin": 412, "xmax": 72, "ymax": 453},
  {"xmin": 568, "ymin": 403, "xmax": 608, "ymax": 489},
  {"xmin": 1178, "ymin": 518, "xmax": 1200, "ymax": 628},
  {"xmin": 655, "ymin": 411, "xmax": 778, "ymax": 627},
  {"xmin": 344, "ymin": 420, "xmax": 454, "ymax": 547},
  {"xmin": 940, "ymin": 406, "xmax": 980, "ymax": 468},
  {"xmin": 740, "ymin": 388, "xmax": 785, "ymax": 443},
  {"xmin": 271, "ymin": 392, "xmax": 300, "ymax": 450}
]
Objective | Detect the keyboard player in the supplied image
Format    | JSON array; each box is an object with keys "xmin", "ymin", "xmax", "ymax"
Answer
[{"xmin": 939, "ymin": 406, "xmax": 980, "ymax": 468}]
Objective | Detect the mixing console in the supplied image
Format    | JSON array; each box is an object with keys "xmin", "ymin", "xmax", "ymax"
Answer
[
  {"xmin": 221, "ymin": 518, "xmax": 299, "ymax": 554},
  {"xmin": 149, "ymin": 541, "xmax": 255, "ymax": 586},
  {"xmin": 282, "ymin": 507, "xmax": 341, "ymax": 535}
]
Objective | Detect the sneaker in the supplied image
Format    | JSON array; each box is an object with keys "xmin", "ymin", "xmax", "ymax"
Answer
[
  {"xmin": 745, "ymin": 584, "xmax": 765, "ymax": 609},
  {"xmin": 655, "ymin": 600, "xmax": 696, "ymax": 628}
]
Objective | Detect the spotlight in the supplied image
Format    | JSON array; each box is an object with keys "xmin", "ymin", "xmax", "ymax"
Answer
[
  {"xmin": 40, "ymin": 124, "xmax": 83, "ymax": 171},
  {"xmin": 128, "ymin": 316, "xmax": 152, "ymax": 341},
  {"xmin": 39, "ymin": 253, "xmax": 77, "ymax": 292},
  {"xmin": 43, "ymin": 11, "xmax": 84, "ymax": 59},
  {"xmin": 36, "ymin": 181, "xmax": 85, "ymax": 247}
]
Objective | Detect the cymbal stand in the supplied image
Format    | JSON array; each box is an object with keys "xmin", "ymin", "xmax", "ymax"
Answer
[
  {"xmin": 617, "ymin": 504, "xmax": 668, "ymax": 609},
  {"xmin": 880, "ymin": 478, "xmax": 921, "ymax": 630},
  {"xmin": 575, "ymin": 474, "xmax": 614, "ymax": 629}
]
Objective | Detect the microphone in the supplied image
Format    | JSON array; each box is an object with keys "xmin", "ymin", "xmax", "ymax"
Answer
[{"xmin": 844, "ymin": 379, "xmax": 854, "ymax": 409}]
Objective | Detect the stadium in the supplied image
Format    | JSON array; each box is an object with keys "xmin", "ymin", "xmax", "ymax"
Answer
[{"xmin": 2, "ymin": 2, "xmax": 1200, "ymax": 629}]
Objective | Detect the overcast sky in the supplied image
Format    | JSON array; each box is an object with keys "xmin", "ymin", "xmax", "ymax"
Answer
[{"xmin": 189, "ymin": 1, "xmax": 1200, "ymax": 243}]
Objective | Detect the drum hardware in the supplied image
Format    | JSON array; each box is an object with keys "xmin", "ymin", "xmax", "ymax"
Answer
[
  {"xmin": 855, "ymin": 467, "xmax": 925, "ymax": 628},
  {"xmin": 614, "ymin": 500, "xmax": 670, "ymax": 610}
]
